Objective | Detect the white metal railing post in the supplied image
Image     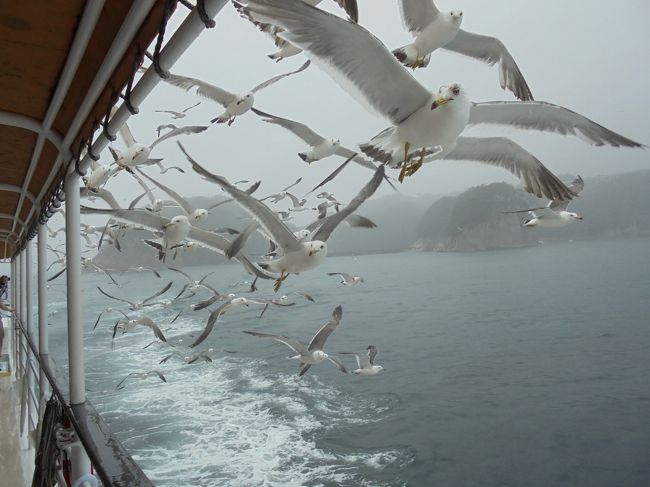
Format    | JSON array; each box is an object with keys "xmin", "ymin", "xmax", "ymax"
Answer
[
  {"xmin": 64, "ymin": 173, "xmax": 91, "ymax": 478},
  {"xmin": 25, "ymin": 239, "xmax": 35, "ymax": 439},
  {"xmin": 37, "ymin": 224, "xmax": 50, "ymax": 422},
  {"xmin": 19, "ymin": 250, "xmax": 26, "ymax": 379}
]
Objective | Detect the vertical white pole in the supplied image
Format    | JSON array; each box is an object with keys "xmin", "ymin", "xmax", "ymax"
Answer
[
  {"xmin": 64, "ymin": 174, "xmax": 91, "ymax": 478},
  {"xmin": 19, "ymin": 251, "xmax": 26, "ymax": 379},
  {"xmin": 25, "ymin": 240, "xmax": 35, "ymax": 438},
  {"xmin": 37, "ymin": 224, "xmax": 50, "ymax": 421}
]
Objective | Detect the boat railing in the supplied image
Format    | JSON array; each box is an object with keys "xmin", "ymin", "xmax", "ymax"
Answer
[{"xmin": 13, "ymin": 315, "xmax": 155, "ymax": 487}]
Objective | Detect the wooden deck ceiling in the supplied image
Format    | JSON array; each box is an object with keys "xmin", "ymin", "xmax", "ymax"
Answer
[{"xmin": 0, "ymin": 1, "xmax": 172, "ymax": 258}]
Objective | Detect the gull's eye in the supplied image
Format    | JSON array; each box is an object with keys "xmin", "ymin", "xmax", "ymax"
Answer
[{"xmin": 452, "ymin": 87, "xmax": 460, "ymax": 96}]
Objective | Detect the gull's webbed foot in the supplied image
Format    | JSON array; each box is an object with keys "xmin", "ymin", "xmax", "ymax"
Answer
[
  {"xmin": 398, "ymin": 142, "xmax": 411, "ymax": 183},
  {"xmin": 274, "ymin": 272, "xmax": 288, "ymax": 292}
]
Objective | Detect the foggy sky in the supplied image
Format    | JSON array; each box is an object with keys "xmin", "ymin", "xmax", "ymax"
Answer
[{"xmin": 2, "ymin": 0, "xmax": 649, "ymax": 272}]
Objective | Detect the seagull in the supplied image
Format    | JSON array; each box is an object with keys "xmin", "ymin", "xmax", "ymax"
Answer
[
  {"xmin": 168, "ymin": 267, "xmax": 215, "ymax": 298},
  {"xmin": 181, "ymin": 142, "xmax": 384, "ymax": 290},
  {"xmin": 82, "ymin": 205, "xmax": 274, "ymax": 282},
  {"xmin": 258, "ymin": 177, "xmax": 302, "ymax": 203},
  {"xmin": 243, "ymin": 0, "xmax": 643, "ymax": 192},
  {"xmin": 80, "ymin": 207, "xmax": 192, "ymax": 261},
  {"xmin": 233, "ymin": 0, "xmax": 359, "ymax": 61},
  {"xmin": 115, "ymin": 370, "xmax": 167, "ymax": 390},
  {"xmin": 286, "ymin": 192, "xmax": 309, "ymax": 212},
  {"xmin": 393, "ymin": 0, "xmax": 533, "ymax": 101},
  {"xmin": 250, "ymin": 108, "xmax": 377, "ymax": 170},
  {"xmin": 189, "ymin": 296, "xmax": 251, "ymax": 348},
  {"xmin": 155, "ymin": 101, "xmax": 201, "ymax": 119},
  {"xmin": 327, "ymin": 272, "xmax": 364, "ymax": 285},
  {"xmin": 159, "ymin": 348, "xmax": 218, "ymax": 364},
  {"xmin": 258, "ymin": 291, "xmax": 314, "ymax": 318},
  {"xmin": 339, "ymin": 345, "xmax": 384, "ymax": 375},
  {"xmin": 243, "ymin": 305, "xmax": 347, "ymax": 376},
  {"xmin": 242, "ymin": 0, "xmax": 470, "ymax": 180},
  {"xmin": 162, "ymin": 60, "xmax": 310, "ymax": 125},
  {"xmin": 97, "ymin": 282, "xmax": 173, "ymax": 311},
  {"xmin": 82, "ymin": 161, "xmax": 119, "ymax": 190},
  {"xmin": 505, "ymin": 175, "xmax": 586, "ymax": 227},
  {"xmin": 93, "ymin": 307, "xmax": 131, "ymax": 331},
  {"xmin": 136, "ymin": 168, "xmax": 209, "ymax": 224},
  {"xmin": 46, "ymin": 225, "xmax": 65, "ymax": 238},
  {"xmin": 80, "ymin": 187, "xmax": 124, "ymax": 212},
  {"xmin": 112, "ymin": 119, "xmax": 207, "ymax": 170},
  {"xmin": 112, "ymin": 316, "xmax": 168, "ymax": 343}
]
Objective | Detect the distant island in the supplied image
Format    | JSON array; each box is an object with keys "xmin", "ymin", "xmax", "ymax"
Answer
[{"xmin": 93, "ymin": 170, "xmax": 650, "ymax": 269}]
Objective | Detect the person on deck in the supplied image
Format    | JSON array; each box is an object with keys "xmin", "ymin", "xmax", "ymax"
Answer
[{"xmin": 0, "ymin": 275, "xmax": 14, "ymax": 355}]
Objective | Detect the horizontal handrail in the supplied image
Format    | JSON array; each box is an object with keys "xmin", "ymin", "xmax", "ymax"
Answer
[{"xmin": 14, "ymin": 317, "xmax": 155, "ymax": 487}]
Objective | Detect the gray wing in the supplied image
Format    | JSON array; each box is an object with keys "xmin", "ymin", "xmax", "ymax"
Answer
[
  {"xmin": 250, "ymin": 59, "xmax": 311, "ymax": 93},
  {"xmin": 189, "ymin": 300, "xmax": 232, "ymax": 348},
  {"xmin": 243, "ymin": 330, "xmax": 309, "ymax": 355},
  {"xmin": 163, "ymin": 72, "xmax": 236, "ymax": 107},
  {"xmin": 80, "ymin": 187, "xmax": 121, "ymax": 210},
  {"xmin": 135, "ymin": 317, "xmax": 167, "ymax": 342},
  {"xmin": 444, "ymin": 30, "xmax": 533, "ymax": 101},
  {"xmin": 286, "ymin": 192, "xmax": 302, "ymax": 208},
  {"xmin": 251, "ymin": 107, "xmax": 325, "ymax": 146},
  {"xmin": 80, "ymin": 207, "xmax": 166, "ymax": 233},
  {"xmin": 367, "ymin": 345, "xmax": 378, "ymax": 365},
  {"xmin": 168, "ymin": 267, "xmax": 193, "ymax": 284},
  {"xmin": 333, "ymin": 0, "xmax": 358, "ymax": 23},
  {"xmin": 281, "ymin": 177, "xmax": 302, "ymax": 193},
  {"xmin": 308, "ymin": 305, "xmax": 342, "ymax": 351},
  {"xmin": 549, "ymin": 176, "xmax": 584, "ymax": 211},
  {"xmin": 180, "ymin": 143, "xmax": 302, "ymax": 252},
  {"xmin": 438, "ymin": 137, "xmax": 575, "ymax": 200},
  {"xmin": 328, "ymin": 272, "xmax": 352, "ymax": 281},
  {"xmin": 399, "ymin": 0, "xmax": 439, "ymax": 34},
  {"xmin": 137, "ymin": 169, "xmax": 193, "ymax": 214},
  {"xmin": 313, "ymin": 165, "xmax": 384, "ymax": 242},
  {"xmin": 469, "ymin": 101, "xmax": 644, "ymax": 147},
  {"xmin": 149, "ymin": 125, "xmax": 208, "ymax": 149},
  {"xmin": 97, "ymin": 286, "xmax": 135, "ymax": 307},
  {"xmin": 344, "ymin": 214, "xmax": 377, "ymax": 228},
  {"xmin": 118, "ymin": 121, "xmax": 136, "ymax": 146},
  {"xmin": 335, "ymin": 146, "xmax": 379, "ymax": 170},
  {"xmin": 327, "ymin": 356, "xmax": 348, "ymax": 374},
  {"xmin": 340, "ymin": 351, "xmax": 367, "ymax": 369},
  {"xmin": 245, "ymin": 0, "xmax": 431, "ymax": 125},
  {"xmin": 142, "ymin": 281, "xmax": 173, "ymax": 305}
]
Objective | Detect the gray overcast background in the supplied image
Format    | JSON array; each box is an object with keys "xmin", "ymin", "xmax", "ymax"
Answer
[{"xmin": 97, "ymin": 0, "xmax": 649, "ymax": 209}]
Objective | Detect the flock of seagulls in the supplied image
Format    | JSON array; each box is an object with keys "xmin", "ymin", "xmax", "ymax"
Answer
[{"xmin": 42, "ymin": 0, "xmax": 644, "ymax": 389}]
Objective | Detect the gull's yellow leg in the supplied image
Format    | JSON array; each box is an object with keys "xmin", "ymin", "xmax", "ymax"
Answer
[
  {"xmin": 274, "ymin": 271, "xmax": 288, "ymax": 292},
  {"xmin": 398, "ymin": 142, "xmax": 411, "ymax": 183},
  {"xmin": 405, "ymin": 147, "xmax": 428, "ymax": 178}
]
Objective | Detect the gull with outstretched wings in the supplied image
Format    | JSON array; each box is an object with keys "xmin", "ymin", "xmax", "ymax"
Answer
[{"xmin": 244, "ymin": 305, "xmax": 348, "ymax": 376}]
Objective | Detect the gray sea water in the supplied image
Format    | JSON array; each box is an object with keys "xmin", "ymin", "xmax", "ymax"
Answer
[{"xmin": 46, "ymin": 238, "xmax": 650, "ymax": 487}]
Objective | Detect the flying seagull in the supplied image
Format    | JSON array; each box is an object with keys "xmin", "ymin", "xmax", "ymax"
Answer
[
  {"xmin": 505, "ymin": 175, "xmax": 585, "ymax": 227},
  {"xmin": 181, "ymin": 142, "xmax": 384, "ymax": 290},
  {"xmin": 243, "ymin": 0, "xmax": 644, "ymax": 191},
  {"xmin": 155, "ymin": 101, "xmax": 201, "ymax": 119},
  {"xmin": 233, "ymin": 0, "xmax": 359, "ymax": 61},
  {"xmin": 251, "ymin": 107, "xmax": 377, "ymax": 169},
  {"xmin": 136, "ymin": 169, "xmax": 209, "ymax": 224},
  {"xmin": 162, "ymin": 60, "xmax": 310, "ymax": 125},
  {"xmin": 327, "ymin": 272, "xmax": 364, "ymax": 285},
  {"xmin": 97, "ymin": 281, "xmax": 173, "ymax": 311},
  {"xmin": 339, "ymin": 345, "xmax": 384, "ymax": 375},
  {"xmin": 112, "ymin": 119, "xmax": 207, "ymax": 170},
  {"xmin": 393, "ymin": 0, "xmax": 533, "ymax": 101},
  {"xmin": 243, "ymin": 305, "xmax": 348, "ymax": 376},
  {"xmin": 115, "ymin": 370, "xmax": 167, "ymax": 390}
]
